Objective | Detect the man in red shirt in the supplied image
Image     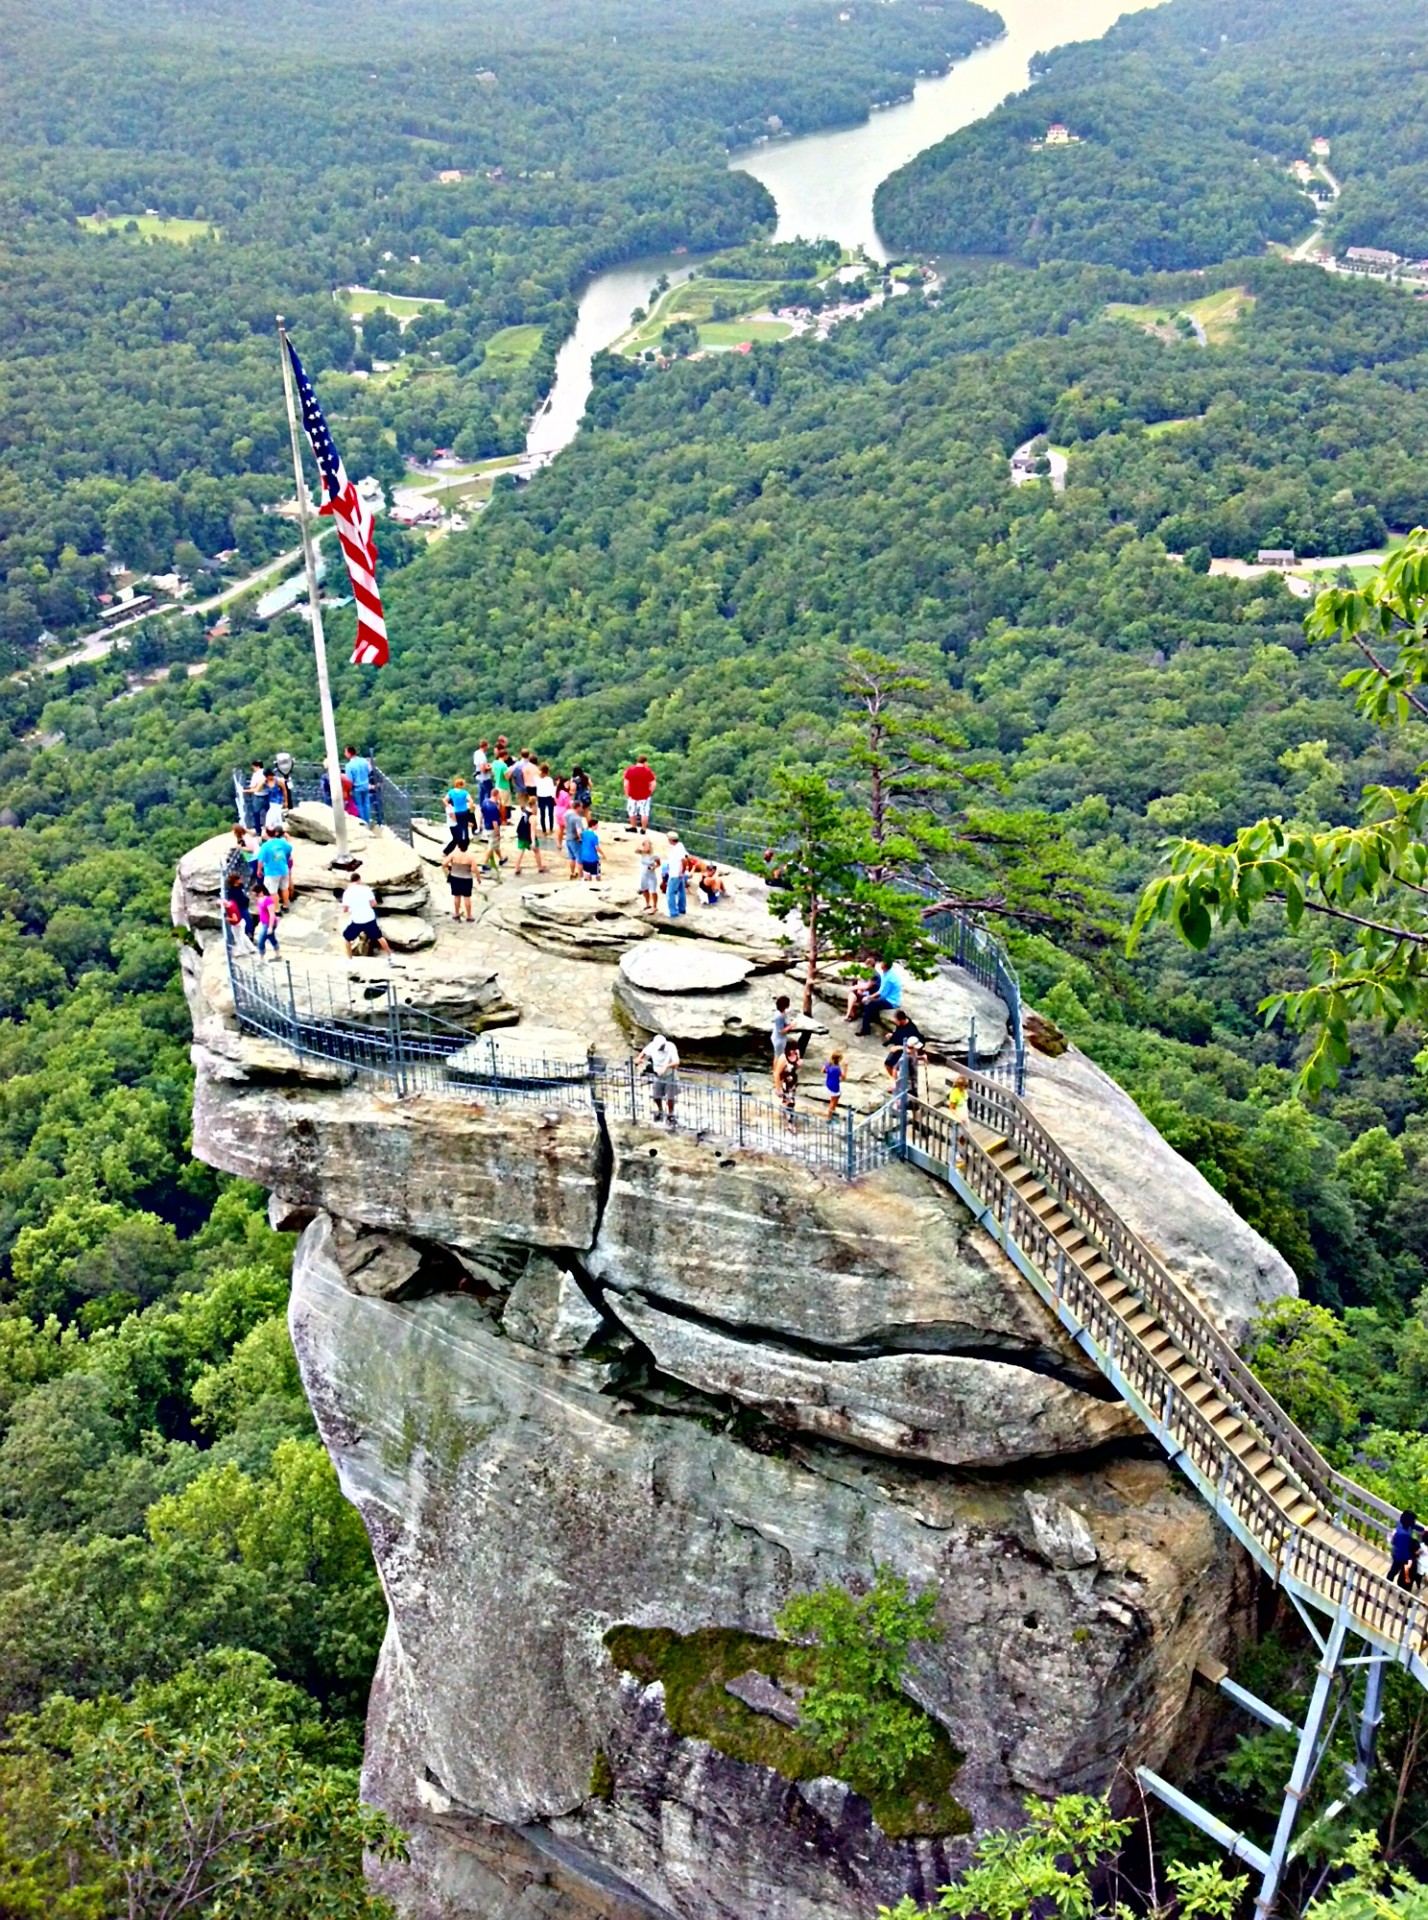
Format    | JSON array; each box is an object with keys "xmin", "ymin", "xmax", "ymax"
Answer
[{"xmin": 623, "ymin": 754, "xmax": 657, "ymax": 833}]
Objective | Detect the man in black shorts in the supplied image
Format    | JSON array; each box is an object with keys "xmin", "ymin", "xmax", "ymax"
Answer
[{"xmin": 443, "ymin": 844, "xmax": 481, "ymax": 921}]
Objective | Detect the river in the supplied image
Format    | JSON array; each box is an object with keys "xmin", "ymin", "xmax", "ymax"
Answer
[{"xmin": 526, "ymin": 0, "xmax": 1162, "ymax": 461}]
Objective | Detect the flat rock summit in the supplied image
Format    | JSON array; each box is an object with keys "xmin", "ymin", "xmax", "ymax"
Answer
[{"xmin": 173, "ymin": 813, "xmax": 1294, "ymax": 1920}]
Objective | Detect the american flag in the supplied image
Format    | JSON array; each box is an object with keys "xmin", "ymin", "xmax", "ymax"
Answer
[{"xmin": 286, "ymin": 337, "xmax": 389, "ymax": 667}]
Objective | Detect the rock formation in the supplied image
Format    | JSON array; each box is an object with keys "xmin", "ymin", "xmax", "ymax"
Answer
[{"xmin": 175, "ymin": 817, "xmax": 1295, "ymax": 1920}]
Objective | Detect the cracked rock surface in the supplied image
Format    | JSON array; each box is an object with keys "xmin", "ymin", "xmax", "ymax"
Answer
[{"xmin": 175, "ymin": 822, "xmax": 1293, "ymax": 1920}]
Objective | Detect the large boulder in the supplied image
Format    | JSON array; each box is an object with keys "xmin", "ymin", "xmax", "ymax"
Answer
[
  {"xmin": 608, "ymin": 1290, "xmax": 1138, "ymax": 1468},
  {"xmin": 192, "ymin": 1072, "xmax": 604, "ymax": 1258},
  {"xmin": 619, "ymin": 941, "xmax": 754, "ymax": 995},
  {"xmin": 287, "ymin": 1217, "xmax": 1255, "ymax": 1920},
  {"xmin": 591, "ymin": 1123, "xmax": 1100, "ymax": 1372},
  {"xmin": 1021, "ymin": 1044, "xmax": 1295, "ymax": 1341}
]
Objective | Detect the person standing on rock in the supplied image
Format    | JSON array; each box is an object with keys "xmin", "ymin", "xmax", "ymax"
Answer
[
  {"xmin": 344, "ymin": 745, "xmax": 373, "ymax": 824},
  {"xmin": 571, "ymin": 765, "xmax": 593, "ymax": 813},
  {"xmin": 256, "ymin": 826, "xmax": 294, "ymax": 911},
  {"xmin": 492, "ymin": 752, "xmax": 514, "ymax": 824},
  {"xmin": 245, "ymin": 760, "xmax": 267, "ymax": 831},
  {"xmin": 254, "ymin": 883, "xmax": 282, "ymax": 960},
  {"xmin": 774, "ymin": 1042, "xmax": 801, "ymax": 1129},
  {"xmin": 637, "ymin": 837, "xmax": 660, "ymax": 912},
  {"xmin": 663, "ymin": 833, "xmax": 688, "ymax": 918},
  {"xmin": 443, "ymin": 842, "xmax": 481, "ymax": 920},
  {"xmin": 637, "ymin": 1033, "xmax": 680, "ymax": 1126},
  {"xmin": 623, "ymin": 753, "xmax": 656, "ymax": 834},
  {"xmin": 341, "ymin": 866, "xmax": 393, "ymax": 959},
  {"xmin": 770, "ymin": 994, "xmax": 792, "ymax": 1066},
  {"xmin": 473, "ymin": 740, "xmax": 492, "ymax": 801},
  {"xmin": 824, "ymin": 1050, "xmax": 844, "ymax": 1122},
  {"xmin": 579, "ymin": 814, "xmax": 601, "ymax": 881},
  {"xmin": 444, "ymin": 776, "xmax": 474, "ymax": 852},
  {"xmin": 563, "ymin": 802, "xmax": 584, "ymax": 878},
  {"xmin": 536, "ymin": 763, "xmax": 557, "ymax": 836},
  {"xmin": 513, "ymin": 804, "xmax": 547, "ymax": 876}
]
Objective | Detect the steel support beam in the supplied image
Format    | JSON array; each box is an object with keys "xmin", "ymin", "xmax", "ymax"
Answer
[
  {"xmin": 1348, "ymin": 1653, "xmax": 1387, "ymax": 1795},
  {"xmin": 1255, "ymin": 1611, "xmax": 1351, "ymax": 1920},
  {"xmin": 1136, "ymin": 1769, "xmax": 1271, "ymax": 1878}
]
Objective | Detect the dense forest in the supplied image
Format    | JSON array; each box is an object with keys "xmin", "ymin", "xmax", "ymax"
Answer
[
  {"xmin": 0, "ymin": 0, "xmax": 996, "ymax": 662},
  {"xmin": 11, "ymin": 0, "xmax": 1428, "ymax": 1905},
  {"xmin": 875, "ymin": 0, "xmax": 1428, "ymax": 270}
]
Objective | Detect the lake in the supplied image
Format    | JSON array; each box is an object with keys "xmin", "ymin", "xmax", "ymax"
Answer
[{"xmin": 527, "ymin": 0, "xmax": 1164, "ymax": 460}]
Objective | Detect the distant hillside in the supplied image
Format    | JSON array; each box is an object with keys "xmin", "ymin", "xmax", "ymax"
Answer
[{"xmin": 874, "ymin": 0, "xmax": 1428, "ymax": 270}]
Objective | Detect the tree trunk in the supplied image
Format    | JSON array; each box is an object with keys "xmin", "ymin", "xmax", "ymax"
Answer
[{"xmin": 803, "ymin": 892, "xmax": 819, "ymax": 1017}]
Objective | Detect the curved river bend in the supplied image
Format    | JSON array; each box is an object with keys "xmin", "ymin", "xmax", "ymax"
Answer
[{"xmin": 526, "ymin": 0, "xmax": 1162, "ymax": 462}]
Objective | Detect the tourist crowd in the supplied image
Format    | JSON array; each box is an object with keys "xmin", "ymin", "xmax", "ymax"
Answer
[{"xmin": 224, "ymin": 745, "xmax": 953, "ymax": 1132}]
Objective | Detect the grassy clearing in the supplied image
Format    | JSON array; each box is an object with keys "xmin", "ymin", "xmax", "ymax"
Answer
[
  {"xmin": 697, "ymin": 320, "xmax": 793, "ymax": 348},
  {"xmin": 623, "ymin": 276, "xmax": 782, "ymax": 352},
  {"xmin": 340, "ymin": 287, "xmax": 445, "ymax": 319},
  {"xmin": 1104, "ymin": 286, "xmax": 1254, "ymax": 346},
  {"xmin": 482, "ymin": 325, "xmax": 543, "ymax": 369},
  {"xmin": 604, "ymin": 1623, "xmax": 970, "ymax": 1839},
  {"xmin": 1144, "ymin": 416, "xmax": 1203, "ymax": 438},
  {"xmin": 80, "ymin": 213, "xmax": 217, "ymax": 243}
]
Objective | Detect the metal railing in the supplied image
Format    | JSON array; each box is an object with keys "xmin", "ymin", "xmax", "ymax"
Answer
[
  {"xmin": 228, "ymin": 776, "xmax": 1026, "ymax": 1090},
  {"xmin": 225, "ymin": 938, "xmax": 900, "ymax": 1172},
  {"xmin": 656, "ymin": 804, "xmax": 1026, "ymax": 1093},
  {"xmin": 908, "ymin": 1076, "xmax": 1421, "ymax": 1667}
]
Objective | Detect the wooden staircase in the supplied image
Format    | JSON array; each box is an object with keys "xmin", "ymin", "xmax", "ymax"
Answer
[{"xmin": 900, "ymin": 1076, "xmax": 1425, "ymax": 1913}]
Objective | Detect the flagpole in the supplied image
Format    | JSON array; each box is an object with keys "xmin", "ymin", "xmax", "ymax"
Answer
[{"xmin": 277, "ymin": 316, "xmax": 350, "ymax": 865}]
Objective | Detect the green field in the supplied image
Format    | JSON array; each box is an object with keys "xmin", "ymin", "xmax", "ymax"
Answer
[
  {"xmin": 482, "ymin": 324, "xmax": 543, "ymax": 369},
  {"xmin": 624, "ymin": 277, "xmax": 782, "ymax": 352},
  {"xmin": 1144, "ymin": 415, "xmax": 1203, "ymax": 438},
  {"xmin": 1105, "ymin": 286, "xmax": 1254, "ymax": 347},
  {"xmin": 339, "ymin": 287, "xmax": 445, "ymax": 320},
  {"xmin": 79, "ymin": 213, "xmax": 217, "ymax": 243},
  {"xmin": 697, "ymin": 319, "xmax": 794, "ymax": 348}
]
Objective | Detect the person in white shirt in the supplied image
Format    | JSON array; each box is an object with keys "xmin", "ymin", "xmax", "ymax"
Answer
[
  {"xmin": 636, "ymin": 1033, "xmax": 680, "ymax": 1125},
  {"xmin": 340, "ymin": 868, "xmax": 392, "ymax": 958},
  {"xmin": 535, "ymin": 762, "xmax": 558, "ymax": 835}
]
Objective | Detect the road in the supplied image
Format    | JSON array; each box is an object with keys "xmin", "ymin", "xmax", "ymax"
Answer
[
  {"xmin": 1010, "ymin": 439, "xmax": 1067, "ymax": 492},
  {"xmin": 35, "ymin": 535, "xmax": 330, "ymax": 678}
]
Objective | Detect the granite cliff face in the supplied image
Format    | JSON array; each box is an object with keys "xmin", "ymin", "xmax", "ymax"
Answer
[{"xmin": 176, "ymin": 821, "xmax": 1294, "ymax": 1920}]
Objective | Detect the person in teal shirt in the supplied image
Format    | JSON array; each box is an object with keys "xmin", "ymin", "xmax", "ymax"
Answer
[
  {"xmin": 444, "ymin": 777, "xmax": 473, "ymax": 851},
  {"xmin": 256, "ymin": 832, "xmax": 294, "ymax": 907}
]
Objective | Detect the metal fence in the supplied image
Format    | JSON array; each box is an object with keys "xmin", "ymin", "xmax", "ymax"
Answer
[
  {"xmin": 229, "ymin": 774, "xmax": 1026, "ymax": 1093},
  {"xmin": 226, "ymin": 938, "xmax": 901, "ymax": 1172}
]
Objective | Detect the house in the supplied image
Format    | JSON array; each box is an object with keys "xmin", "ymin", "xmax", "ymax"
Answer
[
  {"xmin": 1257, "ymin": 548, "xmax": 1296, "ymax": 567},
  {"xmin": 1311, "ymin": 136, "xmax": 1331, "ymax": 157},
  {"xmin": 436, "ymin": 170, "xmax": 465, "ymax": 184},
  {"xmin": 1344, "ymin": 246, "xmax": 1401, "ymax": 270},
  {"xmin": 356, "ymin": 475, "xmax": 386, "ymax": 515},
  {"xmin": 1044, "ymin": 123, "xmax": 1075, "ymax": 145},
  {"xmin": 1290, "ymin": 160, "xmax": 1314, "ymax": 184}
]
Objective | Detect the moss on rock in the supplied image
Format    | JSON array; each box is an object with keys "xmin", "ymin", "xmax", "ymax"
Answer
[{"xmin": 604, "ymin": 1623, "xmax": 971, "ymax": 1840}]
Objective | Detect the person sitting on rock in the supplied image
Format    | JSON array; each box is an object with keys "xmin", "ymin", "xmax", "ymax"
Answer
[
  {"xmin": 851, "ymin": 957, "xmax": 903, "ymax": 1035},
  {"xmin": 883, "ymin": 1009, "xmax": 924, "ymax": 1084}
]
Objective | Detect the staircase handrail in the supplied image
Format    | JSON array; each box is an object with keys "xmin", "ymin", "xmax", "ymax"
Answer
[
  {"xmin": 912, "ymin": 1087, "xmax": 1419, "ymax": 1656},
  {"xmin": 913, "ymin": 1076, "xmax": 1398, "ymax": 1549}
]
